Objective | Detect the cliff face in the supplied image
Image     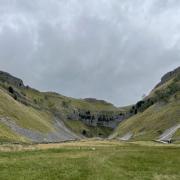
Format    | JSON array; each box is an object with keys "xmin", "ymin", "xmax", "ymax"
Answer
[
  {"xmin": 67, "ymin": 109, "xmax": 124, "ymax": 129},
  {"xmin": 0, "ymin": 71, "xmax": 24, "ymax": 88},
  {"xmin": 155, "ymin": 67, "xmax": 180, "ymax": 88}
]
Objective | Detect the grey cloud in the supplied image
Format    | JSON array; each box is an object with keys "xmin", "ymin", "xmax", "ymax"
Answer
[{"xmin": 0, "ymin": 0, "xmax": 180, "ymax": 106}]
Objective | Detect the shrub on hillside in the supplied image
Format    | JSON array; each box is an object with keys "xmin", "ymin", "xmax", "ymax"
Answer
[
  {"xmin": 13, "ymin": 94, "xmax": 17, "ymax": 100},
  {"xmin": 62, "ymin": 101, "xmax": 69, "ymax": 108},
  {"xmin": 8, "ymin": 86, "xmax": 14, "ymax": 94},
  {"xmin": 155, "ymin": 80, "xmax": 180, "ymax": 102},
  {"xmin": 129, "ymin": 98, "xmax": 154, "ymax": 115}
]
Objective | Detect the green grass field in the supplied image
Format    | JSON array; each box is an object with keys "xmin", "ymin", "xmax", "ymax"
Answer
[{"xmin": 0, "ymin": 140, "xmax": 179, "ymax": 180}]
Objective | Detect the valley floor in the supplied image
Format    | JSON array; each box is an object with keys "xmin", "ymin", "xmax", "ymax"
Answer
[{"xmin": 0, "ymin": 140, "xmax": 180, "ymax": 180}]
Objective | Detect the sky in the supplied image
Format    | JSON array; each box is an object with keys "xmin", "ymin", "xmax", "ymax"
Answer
[{"xmin": 0, "ymin": 0, "xmax": 180, "ymax": 106}]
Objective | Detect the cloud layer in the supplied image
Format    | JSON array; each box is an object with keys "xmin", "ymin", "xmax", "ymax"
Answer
[{"xmin": 0, "ymin": 0, "xmax": 180, "ymax": 106}]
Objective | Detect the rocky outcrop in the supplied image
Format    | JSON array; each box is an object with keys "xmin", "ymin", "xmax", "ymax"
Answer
[
  {"xmin": 67, "ymin": 109, "xmax": 125, "ymax": 129},
  {"xmin": 155, "ymin": 66, "xmax": 180, "ymax": 88},
  {"xmin": 0, "ymin": 71, "xmax": 24, "ymax": 88}
]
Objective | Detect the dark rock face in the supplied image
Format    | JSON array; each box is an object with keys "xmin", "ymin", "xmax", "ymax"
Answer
[
  {"xmin": 67, "ymin": 109, "xmax": 126, "ymax": 129},
  {"xmin": 155, "ymin": 67, "xmax": 180, "ymax": 88},
  {"xmin": 0, "ymin": 71, "xmax": 24, "ymax": 88}
]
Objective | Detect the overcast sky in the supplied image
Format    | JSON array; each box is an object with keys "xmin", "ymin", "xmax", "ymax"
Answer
[{"xmin": 0, "ymin": 0, "xmax": 180, "ymax": 106}]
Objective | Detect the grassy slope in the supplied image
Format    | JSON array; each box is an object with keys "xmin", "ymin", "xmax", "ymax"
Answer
[
  {"xmin": 23, "ymin": 84, "xmax": 123, "ymax": 125},
  {"xmin": 0, "ymin": 88, "xmax": 56, "ymax": 143},
  {"xmin": 0, "ymin": 123, "xmax": 28, "ymax": 143},
  {"xmin": 21, "ymin": 88, "xmax": 120, "ymax": 137},
  {"xmin": 0, "ymin": 89, "xmax": 54, "ymax": 133},
  {"xmin": 22, "ymin": 88, "xmax": 118, "ymax": 112},
  {"xmin": 172, "ymin": 129, "xmax": 180, "ymax": 142},
  {"xmin": 112, "ymin": 73, "xmax": 180, "ymax": 141},
  {"xmin": 70, "ymin": 98, "xmax": 117, "ymax": 111},
  {"xmin": 64, "ymin": 120, "xmax": 112, "ymax": 137},
  {"xmin": 0, "ymin": 141, "xmax": 179, "ymax": 180},
  {"xmin": 0, "ymin": 79, "xmax": 122, "ymax": 142},
  {"xmin": 113, "ymin": 97, "xmax": 180, "ymax": 140}
]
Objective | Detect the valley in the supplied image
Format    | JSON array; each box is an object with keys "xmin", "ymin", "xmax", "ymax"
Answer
[
  {"xmin": 0, "ymin": 67, "xmax": 179, "ymax": 144},
  {"xmin": 0, "ymin": 67, "xmax": 179, "ymax": 180}
]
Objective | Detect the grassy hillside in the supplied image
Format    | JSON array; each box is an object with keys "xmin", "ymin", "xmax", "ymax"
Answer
[
  {"xmin": 0, "ymin": 71, "xmax": 124, "ymax": 143},
  {"xmin": 0, "ymin": 89, "xmax": 54, "ymax": 133},
  {"xmin": 112, "ymin": 68, "xmax": 180, "ymax": 142},
  {"xmin": 0, "ymin": 122, "xmax": 28, "ymax": 143},
  {"xmin": 0, "ymin": 88, "xmax": 57, "ymax": 143},
  {"xmin": 64, "ymin": 120, "xmax": 112, "ymax": 137},
  {"xmin": 20, "ymin": 88, "xmax": 122, "ymax": 137}
]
